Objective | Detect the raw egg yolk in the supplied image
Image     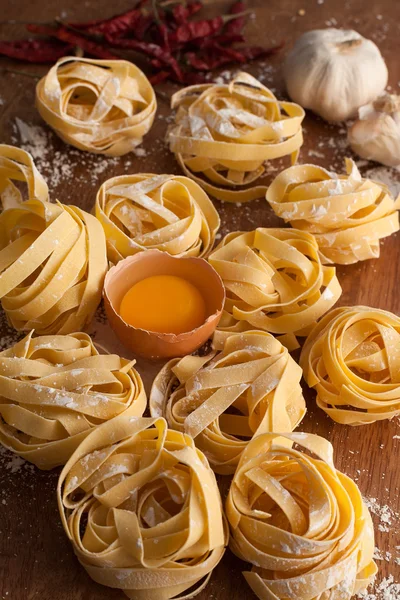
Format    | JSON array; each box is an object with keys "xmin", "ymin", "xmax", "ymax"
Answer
[{"xmin": 119, "ymin": 275, "xmax": 207, "ymax": 335}]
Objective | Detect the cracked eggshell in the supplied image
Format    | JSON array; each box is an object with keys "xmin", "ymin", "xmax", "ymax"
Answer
[{"xmin": 103, "ymin": 250, "xmax": 225, "ymax": 359}]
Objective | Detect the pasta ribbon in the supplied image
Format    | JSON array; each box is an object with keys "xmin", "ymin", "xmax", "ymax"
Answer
[
  {"xmin": 208, "ymin": 228, "xmax": 342, "ymax": 348},
  {"xmin": 95, "ymin": 173, "xmax": 220, "ymax": 263},
  {"xmin": 226, "ymin": 432, "xmax": 377, "ymax": 600},
  {"xmin": 266, "ymin": 158, "xmax": 400, "ymax": 264},
  {"xmin": 36, "ymin": 57, "xmax": 156, "ymax": 155},
  {"xmin": 0, "ymin": 144, "xmax": 48, "ymax": 209},
  {"xmin": 168, "ymin": 72, "xmax": 305, "ymax": 203},
  {"xmin": 0, "ymin": 197, "xmax": 107, "ymax": 334},
  {"xmin": 150, "ymin": 330, "xmax": 306, "ymax": 475},
  {"xmin": 58, "ymin": 415, "xmax": 227, "ymax": 600},
  {"xmin": 300, "ymin": 305, "xmax": 400, "ymax": 425},
  {"xmin": 0, "ymin": 331, "xmax": 146, "ymax": 469}
]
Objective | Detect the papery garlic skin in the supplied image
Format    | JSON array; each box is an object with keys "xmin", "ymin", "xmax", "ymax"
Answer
[
  {"xmin": 284, "ymin": 29, "xmax": 388, "ymax": 122},
  {"xmin": 349, "ymin": 94, "xmax": 400, "ymax": 167}
]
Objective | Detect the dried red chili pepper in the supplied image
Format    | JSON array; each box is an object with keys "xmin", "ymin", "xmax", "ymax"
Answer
[
  {"xmin": 149, "ymin": 70, "xmax": 170, "ymax": 84},
  {"xmin": 26, "ymin": 22, "xmax": 116, "ymax": 58},
  {"xmin": 171, "ymin": 1, "xmax": 202, "ymax": 25},
  {"xmin": 157, "ymin": 22, "xmax": 170, "ymax": 51},
  {"xmin": 196, "ymin": 33, "xmax": 245, "ymax": 49},
  {"xmin": 10, "ymin": 1, "xmax": 282, "ymax": 86},
  {"xmin": 0, "ymin": 39, "xmax": 72, "ymax": 63},
  {"xmin": 130, "ymin": 13, "xmax": 154, "ymax": 40},
  {"xmin": 186, "ymin": 40, "xmax": 283, "ymax": 72},
  {"xmin": 83, "ymin": 9, "xmax": 142, "ymax": 37},
  {"xmin": 171, "ymin": 16, "xmax": 224, "ymax": 44},
  {"xmin": 214, "ymin": 44, "xmax": 247, "ymax": 63},
  {"xmin": 171, "ymin": 4, "xmax": 190, "ymax": 24},
  {"xmin": 150, "ymin": 58, "xmax": 163, "ymax": 69},
  {"xmin": 185, "ymin": 50, "xmax": 238, "ymax": 71},
  {"xmin": 107, "ymin": 37, "xmax": 183, "ymax": 81},
  {"xmin": 224, "ymin": 1, "xmax": 247, "ymax": 34},
  {"xmin": 55, "ymin": 26, "xmax": 118, "ymax": 58},
  {"xmin": 184, "ymin": 52, "xmax": 209, "ymax": 71},
  {"xmin": 170, "ymin": 10, "xmax": 249, "ymax": 44},
  {"xmin": 69, "ymin": 0, "xmax": 149, "ymax": 35}
]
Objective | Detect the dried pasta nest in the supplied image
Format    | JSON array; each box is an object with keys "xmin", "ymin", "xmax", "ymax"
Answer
[
  {"xmin": 58, "ymin": 415, "xmax": 228, "ymax": 600},
  {"xmin": 150, "ymin": 330, "xmax": 306, "ymax": 475},
  {"xmin": 168, "ymin": 72, "xmax": 305, "ymax": 203},
  {"xmin": 36, "ymin": 56, "xmax": 156, "ymax": 155},
  {"xmin": 0, "ymin": 144, "xmax": 49, "ymax": 209},
  {"xmin": 208, "ymin": 228, "xmax": 342, "ymax": 349},
  {"xmin": 95, "ymin": 173, "xmax": 220, "ymax": 263},
  {"xmin": 0, "ymin": 197, "xmax": 107, "ymax": 334},
  {"xmin": 300, "ymin": 305, "xmax": 400, "ymax": 425},
  {"xmin": 226, "ymin": 432, "xmax": 377, "ymax": 600},
  {"xmin": 266, "ymin": 158, "xmax": 400, "ymax": 264},
  {"xmin": 0, "ymin": 331, "xmax": 146, "ymax": 469}
]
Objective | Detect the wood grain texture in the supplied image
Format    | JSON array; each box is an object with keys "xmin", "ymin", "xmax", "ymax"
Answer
[{"xmin": 0, "ymin": 0, "xmax": 400, "ymax": 598}]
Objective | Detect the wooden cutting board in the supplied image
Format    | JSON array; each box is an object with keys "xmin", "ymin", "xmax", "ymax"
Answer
[{"xmin": 0, "ymin": 1, "xmax": 399, "ymax": 598}]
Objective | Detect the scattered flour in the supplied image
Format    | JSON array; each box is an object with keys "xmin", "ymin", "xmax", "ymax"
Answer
[
  {"xmin": 357, "ymin": 576, "xmax": 400, "ymax": 600},
  {"xmin": 363, "ymin": 496, "xmax": 398, "ymax": 533},
  {"xmin": 374, "ymin": 548, "xmax": 392, "ymax": 562},
  {"xmin": 0, "ymin": 447, "xmax": 34, "ymax": 474},
  {"xmin": 12, "ymin": 118, "xmax": 142, "ymax": 192},
  {"xmin": 363, "ymin": 166, "xmax": 400, "ymax": 198},
  {"xmin": 133, "ymin": 148, "xmax": 147, "ymax": 158}
]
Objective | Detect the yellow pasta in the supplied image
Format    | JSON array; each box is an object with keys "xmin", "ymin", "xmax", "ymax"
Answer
[
  {"xmin": 300, "ymin": 305, "xmax": 400, "ymax": 425},
  {"xmin": 0, "ymin": 197, "xmax": 107, "ymax": 334},
  {"xmin": 266, "ymin": 158, "xmax": 400, "ymax": 264},
  {"xmin": 208, "ymin": 228, "xmax": 342, "ymax": 349},
  {"xmin": 226, "ymin": 431, "xmax": 377, "ymax": 600},
  {"xmin": 150, "ymin": 330, "xmax": 306, "ymax": 475},
  {"xmin": 168, "ymin": 72, "xmax": 305, "ymax": 203},
  {"xmin": 36, "ymin": 57, "xmax": 156, "ymax": 155},
  {"xmin": 95, "ymin": 173, "xmax": 220, "ymax": 263},
  {"xmin": 0, "ymin": 331, "xmax": 146, "ymax": 469},
  {"xmin": 58, "ymin": 415, "xmax": 227, "ymax": 600},
  {"xmin": 0, "ymin": 144, "xmax": 48, "ymax": 209}
]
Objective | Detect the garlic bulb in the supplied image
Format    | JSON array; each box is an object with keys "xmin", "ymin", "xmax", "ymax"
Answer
[
  {"xmin": 349, "ymin": 93, "xmax": 400, "ymax": 166},
  {"xmin": 284, "ymin": 29, "xmax": 388, "ymax": 122}
]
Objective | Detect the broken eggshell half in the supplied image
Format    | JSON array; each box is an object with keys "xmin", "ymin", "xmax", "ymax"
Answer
[{"xmin": 103, "ymin": 249, "xmax": 225, "ymax": 359}]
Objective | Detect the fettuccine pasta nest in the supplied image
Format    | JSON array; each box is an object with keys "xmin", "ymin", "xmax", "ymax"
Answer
[
  {"xmin": 36, "ymin": 57, "xmax": 156, "ymax": 155},
  {"xmin": 58, "ymin": 415, "xmax": 227, "ymax": 600},
  {"xmin": 0, "ymin": 144, "xmax": 49, "ymax": 209},
  {"xmin": 150, "ymin": 330, "xmax": 306, "ymax": 475},
  {"xmin": 300, "ymin": 305, "xmax": 400, "ymax": 425},
  {"xmin": 208, "ymin": 228, "xmax": 342, "ymax": 348},
  {"xmin": 0, "ymin": 331, "xmax": 146, "ymax": 469},
  {"xmin": 266, "ymin": 158, "xmax": 400, "ymax": 264},
  {"xmin": 226, "ymin": 432, "xmax": 377, "ymax": 600},
  {"xmin": 0, "ymin": 197, "xmax": 107, "ymax": 334},
  {"xmin": 95, "ymin": 173, "xmax": 220, "ymax": 263},
  {"xmin": 168, "ymin": 72, "xmax": 305, "ymax": 203}
]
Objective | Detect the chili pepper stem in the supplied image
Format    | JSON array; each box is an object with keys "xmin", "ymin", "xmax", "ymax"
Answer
[
  {"xmin": 151, "ymin": 0, "xmax": 161, "ymax": 23},
  {"xmin": 159, "ymin": 0, "xmax": 187, "ymax": 6},
  {"xmin": 221, "ymin": 9, "xmax": 253, "ymax": 23},
  {"xmin": 3, "ymin": 68, "xmax": 40, "ymax": 78}
]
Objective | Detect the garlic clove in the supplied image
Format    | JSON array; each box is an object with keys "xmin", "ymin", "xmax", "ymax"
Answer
[
  {"xmin": 284, "ymin": 28, "xmax": 388, "ymax": 122},
  {"xmin": 349, "ymin": 93, "xmax": 400, "ymax": 167}
]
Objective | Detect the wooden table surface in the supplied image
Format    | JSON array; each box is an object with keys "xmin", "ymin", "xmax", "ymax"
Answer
[{"xmin": 1, "ymin": 0, "xmax": 400, "ymax": 598}]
